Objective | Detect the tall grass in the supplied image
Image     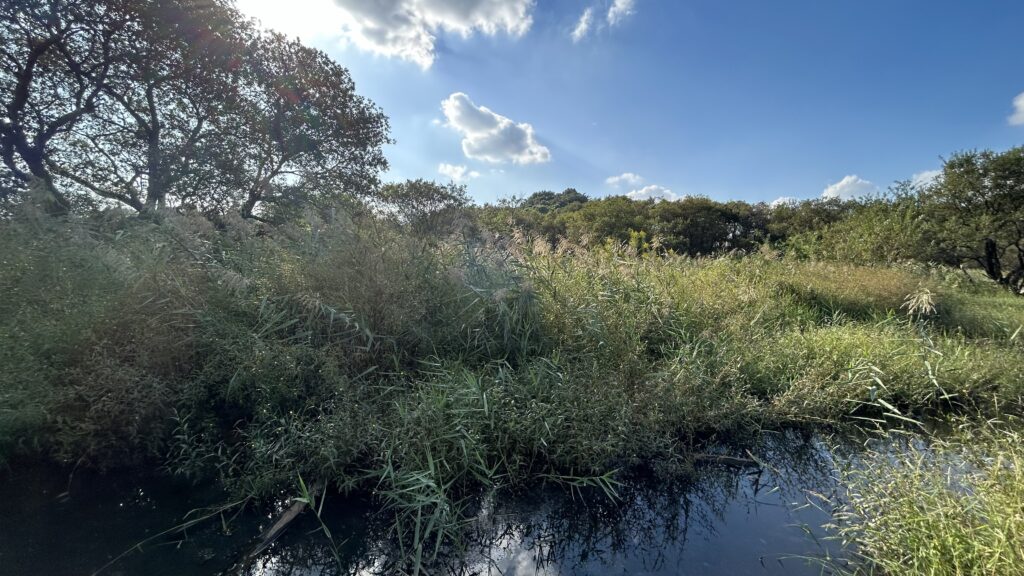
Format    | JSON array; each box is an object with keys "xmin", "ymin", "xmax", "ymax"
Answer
[
  {"xmin": 833, "ymin": 419, "xmax": 1024, "ymax": 575},
  {"xmin": 2, "ymin": 203, "xmax": 1023, "ymax": 570}
]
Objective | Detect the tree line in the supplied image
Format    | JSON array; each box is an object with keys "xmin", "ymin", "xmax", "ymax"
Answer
[{"xmin": 478, "ymin": 147, "xmax": 1024, "ymax": 294}]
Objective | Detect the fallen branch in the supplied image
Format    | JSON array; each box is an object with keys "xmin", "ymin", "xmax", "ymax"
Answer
[{"xmin": 228, "ymin": 483, "xmax": 321, "ymax": 574}]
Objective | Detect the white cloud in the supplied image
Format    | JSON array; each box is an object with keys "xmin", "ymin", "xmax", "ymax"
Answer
[
  {"xmin": 770, "ymin": 196, "xmax": 798, "ymax": 208},
  {"xmin": 441, "ymin": 92, "xmax": 551, "ymax": 164},
  {"xmin": 571, "ymin": 7, "xmax": 594, "ymax": 42},
  {"xmin": 910, "ymin": 169, "xmax": 941, "ymax": 189},
  {"xmin": 627, "ymin": 184, "xmax": 678, "ymax": 201},
  {"xmin": 438, "ymin": 162, "xmax": 480, "ymax": 182},
  {"xmin": 605, "ymin": 172, "xmax": 644, "ymax": 187},
  {"xmin": 1009, "ymin": 91, "xmax": 1024, "ymax": 126},
  {"xmin": 235, "ymin": 0, "xmax": 535, "ymax": 69},
  {"xmin": 607, "ymin": 0, "xmax": 636, "ymax": 26},
  {"xmin": 821, "ymin": 175, "xmax": 878, "ymax": 200}
]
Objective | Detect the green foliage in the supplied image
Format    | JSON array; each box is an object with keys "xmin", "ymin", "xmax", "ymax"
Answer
[
  {"xmin": 378, "ymin": 179, "xmax": 470, "ymax": 238},
  {"xmin": 0, "ymin": 0, "xmax": 390, "ymax": 218},
  {"xmin": 481, "ymin": 193, "xmax": 772, "ymax": 256},
  {"xmin": 835, "ymin": 420, "xmax": 1024, "ymax": 576},
  {"xmin": 560, "ymin": 195, "xmax": 654, "ymax": 246},
  {"xmin": 652, "ymin": 196, "xmax": 763, "ymax": 255},
  {"xmin": 785, "ymin": 193, "xmax": 931, "ymax": 264},
  {"xmin": 520, "ymin": 188, "xmax": 588, "ymax": 213},
  {"xmin": 475, "ymin": 147, "xmax": 1024, "ymax": 298},
  {"xmin": 2, "ymin": 195, "xmax": 1023, "ymax": 568},
  {"xmin": 765, "ymin": 197, "xmax": 856, "ymax": 241},
  {"xmin": 922, "ymin": 147, "xmax": 1024, "ymax": 292},
  {"xmin": 781, "ymin": 147, "xmax": 1024, "ymax": 296}
]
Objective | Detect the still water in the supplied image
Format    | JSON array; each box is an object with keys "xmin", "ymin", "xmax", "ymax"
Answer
[{"xmin": 0, "ymin": 430, "xmax": 855, "ymax": 575}]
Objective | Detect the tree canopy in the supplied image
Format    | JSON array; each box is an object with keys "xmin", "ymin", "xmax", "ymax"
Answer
[
  {"xmin": 1, "ymin": 0, "xmax": 390, "ymax": 219},
  {"xmin": 923, "ymin": 147, "xmax": 1024, "ymax": 292}
]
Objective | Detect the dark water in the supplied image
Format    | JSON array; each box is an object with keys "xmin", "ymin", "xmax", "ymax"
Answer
[{"xmin": 0, "ymin": 430, "xmax": 854, "ymax": 575}]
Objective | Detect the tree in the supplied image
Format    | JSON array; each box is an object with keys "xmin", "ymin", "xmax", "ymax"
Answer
[
  {"xmin": 1, "ymin": 0, "xmax": 391, "ymax": 219},
  {"xmin": 379, "ymin": 179, "xmax": 469, "ymax": 237},
  {"xmin": 652, "ymin": 197, "xmax": 748, "ymax": 255},
  {"xmin": 561, "ymin": 195, "xmax": 652, "ymax": 246},
  {"xmin": 521, "ymin": 188, "xmax": 588, "ymax": 213},
  {"xmin": 53, "ymin": 0, "xmax": 248, "ymax": 212},
  {"xmin": 924, "ymin": 147, "xmax": 1024, "ymax": 293},
  {"xmin": 0, "ymin": 0, "xmax": 117, "ymax": 212},
  {"xmin": 225, "ymin": 32, "xmax": 390, "ymax": 221},
  {"xmin": 765, "ymin": 197, "xmax": 857, "ymax": 242},
  {"xmin": 785, "ymin": 189, "xmax": 930, "ymax": 264}
]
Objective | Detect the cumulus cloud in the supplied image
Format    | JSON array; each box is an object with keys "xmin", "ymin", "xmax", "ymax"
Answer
[
  {"xmin": 236, "ymin": 0, "xmax": 535, "ymax": 69},
  {"xmin": 627, "ymin": 184, "xmax": 678, "ymax": 201},
  {"xmin": 441, "ymin": 92, "xmax": 551, "ymax": 164},
  {"xmin": 571, "ymin": 7, "xmax": 594, "ymax": 42},
  {"xmin": 607, "ymin": 0, "xmax": 637, "ymax": 26},
  {"xmin": 1009, "ymin": 91, "xmax": 1024, "ymax": 126},
  {"xmin": 605, "ymin": 172, "xmax": 644, "ymax": 187},
  {"xmin": 911, "ymin": 169, "xmax": 941, "ymax": 189},
  {"xmin": 770, "ymin": 196, "xmax": 798, "ymax": 208},
  {"xmin": 821, "ymin": 175, "xmax": 878, "ymax": 200},
  {"xmin": 438, "ymin": 162, "xmax": 480, "ymax": 182}
]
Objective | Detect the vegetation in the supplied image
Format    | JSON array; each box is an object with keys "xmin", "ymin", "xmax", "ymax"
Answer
[
  {"xmin": 2, "ymin": 194, "xmax": 1023, "ymax": 570},
  {"xmin": 834, "ymin": 419, "xmax": 1024, "ymax": 576},
  {"xmin": 0, "ymin": 0, "xmax": 389, "ymax": 218},
  {"xmin": 2, "ymin": 1, "xmax": 1023, "ymax": 573},
  {"xmin": 479, "ymin": 146, "xmax": 1024, "ymax": 297}
]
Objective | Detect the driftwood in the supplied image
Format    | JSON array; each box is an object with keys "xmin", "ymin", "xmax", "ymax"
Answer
[{"xmin": 228, "ymin": 483, "xmax": 321, "ymax": 574}]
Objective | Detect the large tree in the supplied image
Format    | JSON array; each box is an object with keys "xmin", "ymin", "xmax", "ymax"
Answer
[
  {"xmin": 0, "ymin": 0, "xmax": 117, "ymax": 212},
  {"xmin": 379, "ymin": 179, "xmax": 469, "ymax": 238},
  {"xmin": 653, "ymin": 197, "xmax": 766, "ymax": 256},
  {"xmin": 561, "ymin": 195, "xmax": 653, "ymax": 246},
  {"xmin": 53, "ymin": 0, "xmax": 247, "ymax": 212},
  {"xmin": 924, "ymin": 147, "xmax": 1024, "ymax": 293},
  {"xmin": 225, "ymin": 32, "xmax": 390, "ymax": 222},
  {"xmin": 1, "ymin": 0, "xmax": 390, "ymax": 218}
]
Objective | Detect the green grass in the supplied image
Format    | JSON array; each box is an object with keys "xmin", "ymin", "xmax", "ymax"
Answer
[
  {"xmin": 834, "ymin": 419, "xmax": 1024, "ymax": 575},
  {"xmin": 1, "ymin": 207, "xmax": 1023, "ymax": 571}
]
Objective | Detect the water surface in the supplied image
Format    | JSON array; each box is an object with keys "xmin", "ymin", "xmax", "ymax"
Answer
[{"xmin": 0, "ymin": 430, "xmax": 853, "ymax": 575}]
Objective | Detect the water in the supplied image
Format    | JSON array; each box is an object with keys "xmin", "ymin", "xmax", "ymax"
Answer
[{"xmin": 0, "ymin": 430, "xmax": 853, "ymax": 575}]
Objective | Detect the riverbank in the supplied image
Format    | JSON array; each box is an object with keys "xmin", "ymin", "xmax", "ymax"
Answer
[{"xmin": 2, "ymin": 208, "xmax": 1023, "ymax": 573}]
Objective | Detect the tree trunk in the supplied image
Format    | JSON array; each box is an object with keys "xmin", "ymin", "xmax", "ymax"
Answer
[
  {"xmin": 983, "ymin": 238, "xmax": 1005, "ymax": 286},
  {"xmin": 23, "ymin": 153, "xmax": 69, "ymax": 215},
  {"xmin": 143, "ymin": 125, "xmax": 165, "ymax": 211}
]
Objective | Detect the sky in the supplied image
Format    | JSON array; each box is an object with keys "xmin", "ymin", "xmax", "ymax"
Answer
[{"xmin": 234, "ymin": 0, "xmax": 1024, "ymax": 205}]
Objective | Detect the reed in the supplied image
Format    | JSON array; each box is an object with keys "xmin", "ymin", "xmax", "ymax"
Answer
[
  {"xmin": 2, "ymin": 205, "xmax": 1022, "ymax": 569},
  {"xmin": 833, "ymin": 418, "xmax": 1024, "ymax": 575}
]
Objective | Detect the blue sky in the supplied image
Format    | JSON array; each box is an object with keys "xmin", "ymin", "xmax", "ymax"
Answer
[{"xmin": 236, "ymin": 0, "xmax": 1024, "ymax": 205}]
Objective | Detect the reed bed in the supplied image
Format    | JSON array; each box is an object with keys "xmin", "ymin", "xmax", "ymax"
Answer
[{"xmin": 1, "ymin": 207, "xmax": 1022, "ymax": 572}]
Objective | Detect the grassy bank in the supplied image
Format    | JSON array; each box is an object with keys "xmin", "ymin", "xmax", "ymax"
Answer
[{"xmin": 2, "ymin": 206, "xmax": 1023, "ymax": 569}]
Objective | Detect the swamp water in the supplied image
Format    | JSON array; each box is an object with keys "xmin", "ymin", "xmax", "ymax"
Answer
[{"xmin": 0, "ymin": 430, "xmax": 866, "ymax": 575}]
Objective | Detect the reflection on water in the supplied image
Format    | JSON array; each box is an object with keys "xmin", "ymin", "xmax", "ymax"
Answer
[{"xmin": 0, "ymin": 430, "xmax": 852, "ymax": 576}]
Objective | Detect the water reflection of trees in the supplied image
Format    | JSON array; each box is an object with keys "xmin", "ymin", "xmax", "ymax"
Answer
[{"xmin": 245, "ymin": 430, "xmax": 845, "ymax": 576}]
